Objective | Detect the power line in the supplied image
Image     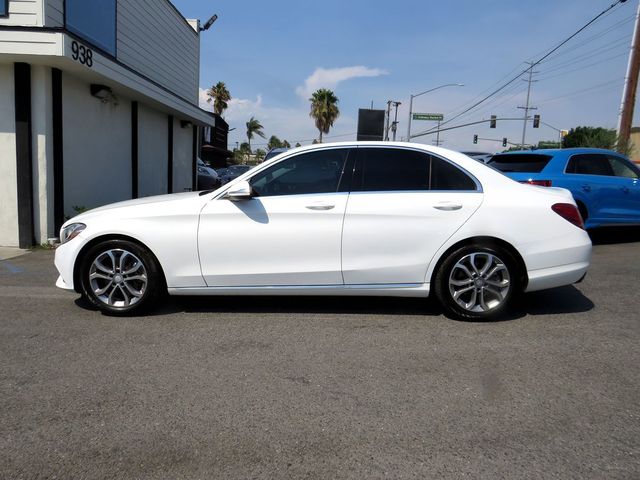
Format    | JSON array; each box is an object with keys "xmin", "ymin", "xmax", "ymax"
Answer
[
  {"xmin": 536, "ymin": 78, "xmax": 624, "ymax": 105},
  {"xmin": 416, "ymin": 0, "xmax": 629, "ymax": 138},
  {"xmin": 537, "ymin": 14, "xmax": 634, "ymax": 65},
  {"xmin": 536, "ymin": 51, "xmax": 628, "ymax": 82}
]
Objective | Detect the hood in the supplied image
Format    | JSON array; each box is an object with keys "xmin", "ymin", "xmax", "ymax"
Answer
[{"xmin": 63, "ymin": 191, "xmax": 209, "ymax": 226}]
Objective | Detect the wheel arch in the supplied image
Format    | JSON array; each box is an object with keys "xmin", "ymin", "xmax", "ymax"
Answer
[
  {"xmin": 72, "ymin": 234, "xmax": 167, "ymax": 294},
  {"xmin": 428, "ymin": 236, "xmax": 528, "ymax": 293}
]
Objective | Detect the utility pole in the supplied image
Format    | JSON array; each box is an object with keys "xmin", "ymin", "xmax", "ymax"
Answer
[
  {"xmin": 384, "ymin": 101, "xmax": 392, "ymax": 141},
  {"xmin": 617, "ymin": 0, "xmax": 640, "ymax": 154},
  {"xmin": 433, "ymin": 120, "xmax": 443, "ymax": 146},
  {"xmin": 517, "ymin": 62, "xmax": 538, "ymax": 149},
  {"xmin": 391, "ymin": 101, "xmax": 401, "ymax": 141}
]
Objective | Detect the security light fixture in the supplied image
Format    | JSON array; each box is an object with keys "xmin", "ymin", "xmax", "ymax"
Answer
[
  {"xmin": 90, "ymin": 84, "xmax": 114, "ymax": 103},
  {"xmin": 180, "ymin": 120, "xmax": 193, "ymax": 129},
  {"xmin": 200, "ymin": 14, "xmax": 218, "ymax": 32}
]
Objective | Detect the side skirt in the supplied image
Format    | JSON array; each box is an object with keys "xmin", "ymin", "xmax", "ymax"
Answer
[{"xmin": 168, "ymin": 283, "xmax": 430, "ymax": 297}]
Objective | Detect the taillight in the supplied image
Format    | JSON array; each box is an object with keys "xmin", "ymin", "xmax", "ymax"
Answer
[
  {"xmin": 552, "ymin": 203, "xmax": 584, "ymax": 229},
  {"xmin": 520, "ymin": 179, "xmax": 552, "ymax": 187}
]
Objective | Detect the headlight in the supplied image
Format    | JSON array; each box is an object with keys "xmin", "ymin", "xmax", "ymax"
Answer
[{"xmin": 60, "ymin": 223, "xmax": 86, "ymax": 244}]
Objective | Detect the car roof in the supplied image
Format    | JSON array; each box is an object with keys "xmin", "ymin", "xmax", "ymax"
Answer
[{"xmin": 493, "ymin": 148, "xmax": 621, "ymax": 156}]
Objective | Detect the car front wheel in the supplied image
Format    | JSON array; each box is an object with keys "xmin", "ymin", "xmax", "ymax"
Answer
[
  {"xmin": 79, "ymin": 239, "xmax": 164, "ymax": 315},
  {"xmin": 434, "ymin": 245, "xmax": 519, "ymax": 320}
]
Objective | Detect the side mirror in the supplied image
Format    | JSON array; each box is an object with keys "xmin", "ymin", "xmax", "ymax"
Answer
[{"xmin": 225, "ymin": 180, "xmax": 252, "ymax": 201}]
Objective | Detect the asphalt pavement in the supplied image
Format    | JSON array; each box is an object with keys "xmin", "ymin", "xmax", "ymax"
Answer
[{"xmin": 1, "ymin": 230, "xmax": 639, "ymax": 479}]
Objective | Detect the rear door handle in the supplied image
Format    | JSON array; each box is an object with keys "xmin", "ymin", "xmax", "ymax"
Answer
[
  {"xmin": 305, "ymin": 203, "xmax": 335, "ymax": 211},
  {"xmin": 621, "ymin": 186, "xmax": 630, "ymax": 194},
  {"xmin": 433, "ymin": 202, "xmax": 463, "ymax": 211},
  {"xmin": 581, "ymin": 184, "xmax": 591, "ymax": 192}
]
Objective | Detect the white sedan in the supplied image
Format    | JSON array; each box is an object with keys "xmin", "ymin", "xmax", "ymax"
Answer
[{"xmin": 54, "ymin": 142, "xmax": 591, "ymax": 320}]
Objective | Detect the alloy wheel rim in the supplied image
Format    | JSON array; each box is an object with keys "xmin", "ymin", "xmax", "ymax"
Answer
[
  {"xmin": 448, "ymin": 252, "xmax": 510, "ymax": 313},
  {"xmin": 89, "ymin": 249, "xmax": 148, "ymax": 308}
]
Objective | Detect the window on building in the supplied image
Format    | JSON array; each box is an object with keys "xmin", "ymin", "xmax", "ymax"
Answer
[
  {"xmin": 0, "ymin": 0, "xmax": 8, "ymax": 17},
  {"xmin": 66, "ymin": 0, "xmax": 116, "ymax": 55}
]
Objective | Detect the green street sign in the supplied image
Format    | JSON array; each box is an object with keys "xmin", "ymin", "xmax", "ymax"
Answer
[{"xmin": 412, "ymin": 113, "xmax": 444, "ymax": 121}]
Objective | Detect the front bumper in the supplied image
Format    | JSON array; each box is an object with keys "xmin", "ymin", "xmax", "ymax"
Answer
[{"xmin": 54, "ymin": 237, "xmax": 85, "ymax": 292}]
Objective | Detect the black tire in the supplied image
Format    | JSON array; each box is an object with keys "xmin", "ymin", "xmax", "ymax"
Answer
[
  {"xmin": 79, "ymin": 239, "xmax": 165, "ymax": 316},
  {"xmin": 434, "ymin": 244, "xmax": 520, "ymax": 321}
]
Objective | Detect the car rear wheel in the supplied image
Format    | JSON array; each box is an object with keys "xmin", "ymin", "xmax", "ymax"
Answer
[
  {"xmin": 434, "ymin": 245, "xmax": 519, "ymax": 320},
  {"xmin": 79, "ymin": 239, "xmax": 164, "ymax": 315}
]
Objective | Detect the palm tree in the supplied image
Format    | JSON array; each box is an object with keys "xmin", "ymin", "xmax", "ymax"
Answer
[
  {"xmin": 246, "ymin": 116, "xmax": 266, "ymax": 152},
  {"xmin": 267, "ymin": 135, "xmax": 283, "ymax": 151},
  {"xmin": 309, "ymin": 88, "xmax": 340, "ymax": 143},
  {"xmin": 206, "ymin": 81, "xmax": 231, "ymax": 116}
]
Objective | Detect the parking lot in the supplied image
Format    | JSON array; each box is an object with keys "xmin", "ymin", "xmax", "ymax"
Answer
[{"xmin": 1, "ymin": 229, "xmax": 639, "ymax": 479}]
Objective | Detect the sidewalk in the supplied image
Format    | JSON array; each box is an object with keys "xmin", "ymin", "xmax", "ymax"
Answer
[{"xmin": 0, "ymin": 247, "xmax": 29, "ymax": 261}]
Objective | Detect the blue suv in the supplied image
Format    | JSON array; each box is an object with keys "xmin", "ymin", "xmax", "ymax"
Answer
[{"xmin": 488, "ymin": 148, "xmax": 640, "ymax": 229}]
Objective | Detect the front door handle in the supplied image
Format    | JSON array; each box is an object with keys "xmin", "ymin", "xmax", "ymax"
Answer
[
  {"xmin": 305, "ymin": 203, "xmax": 335, "ymax": 211},
  {"xmin": 433, "ymin": 202, "xmax": 463, "ymax": 211},
  {"xmin": 621, "ymin": 186, "xmax": 630, "ymax": 194}
]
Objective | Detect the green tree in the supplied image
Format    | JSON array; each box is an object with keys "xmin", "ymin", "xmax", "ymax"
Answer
[
  {"xmin": 232, "ymin": 142, "xmax": 251, "ymax": 163},
  {"xmin": 246, "ymin": 116, "xmax": 266, "ymax": 152},
  {"xmin": 206, "ymin": 81, "xmax": 231, "ymax": 116},
  {"xmin": 309, "ymin": 88, "xmax": 340, "ymax": 143},
  {"xmin": 267, "ymin": 135, "xmax": 283, "ymax": 150},
  {"xmin": 294, "ymin": 142, "xmax": 301, "ymax": 148},
  {"xmin": 282, "ymin": 140, "xmax": 291, "ymax": 148},
  {"xmin": 563, "ymin": 126, "xmax": 617, "ymax": 149},
  {"xmin": 254, "ymin": 148, "xmax": 266, "ymax": 162}
]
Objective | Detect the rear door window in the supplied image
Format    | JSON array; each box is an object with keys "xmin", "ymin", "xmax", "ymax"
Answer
[
  {"xmin": 607, "ymin": 155, "xmax": 640, "ymax": 179},
  {"xmin": 358, "ymin": 148, "xmax": 430, "ymax": 191},
  {"xmin": 355, "ymin": 148, "xmax": 477, "ymax": 192},
  {"xmin": 566, "ymin": 154, "xmax": 613, "ymax": 176},
  {"xmin": 489, "ymin": 154, "xmax": 553, "ymax": 173}
]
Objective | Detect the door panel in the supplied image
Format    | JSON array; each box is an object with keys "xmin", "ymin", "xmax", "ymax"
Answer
[
  {"xmin": 342, "ymin": 192, "xmax": 482, "ymax": 285},
  {"xmin": 198, "ymin": 194, "xmax": 348, "ymax": 286}
]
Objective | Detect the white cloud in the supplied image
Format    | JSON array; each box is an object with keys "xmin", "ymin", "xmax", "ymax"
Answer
[{"xmin": 295, "ymin": 66, "xmax": 388, "ymax": 99}]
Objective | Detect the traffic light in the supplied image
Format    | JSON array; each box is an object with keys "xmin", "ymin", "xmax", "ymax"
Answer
[
  {"xmin": 490, "ymin": 115, "xmax": 497, "ymax": 128},
  {"xmin": 533, "ymin": 114, "xmax": 540, "ymax": 128},
  {"xmin": 473, "ymin": 134, "xmax": 478, "ymax": 144},
  {"xmin": 502, "ymin": 137, "xmax": 508, "ymax": 147}
]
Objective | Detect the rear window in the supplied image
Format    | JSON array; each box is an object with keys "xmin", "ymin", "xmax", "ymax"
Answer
[{"xmin": 489, "ymin": 154, "xmax": 553, "ymax": 173}]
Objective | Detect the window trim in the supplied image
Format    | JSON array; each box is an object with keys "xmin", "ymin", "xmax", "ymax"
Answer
[
  {"xmin": 352, "ymin": 145, "xmax": 482, "ymax": 193},
  {"xmin": 0, "ymin": 0, "xmax": 8, "ymax": 18}
]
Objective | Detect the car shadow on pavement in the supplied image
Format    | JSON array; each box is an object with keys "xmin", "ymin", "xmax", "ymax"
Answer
[
  {"xmin": 506, "ymin": 285, "xmax": 594, "ymax": 319},
  {"xmin": 588, "ymin": 226, "xmax": 640, "ymax": 245},
  {"xmin": 117, "ymin": 283, "xmax": 593, "ymax": 321}
]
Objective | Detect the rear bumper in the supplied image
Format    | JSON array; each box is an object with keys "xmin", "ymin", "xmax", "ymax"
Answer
[{"xmin": 525, "ymin": 260, "xmax": 590, "ymax": 292}]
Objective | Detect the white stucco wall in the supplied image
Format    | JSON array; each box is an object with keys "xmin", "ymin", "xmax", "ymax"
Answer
[
  {"xmin": 0, "ymin": 64, "xmax": 19, "ymax": 247},
  {"xmin": 62, "ymin": 73, "xmax": 131, "ymax": 217},
  {"xmin": 31, "ymin": 64, "xmax": 54, "ymax": 243},
  {"xmin": 172, "ymin": 118, "xmax": 193, "ymax": 192},
  {"xmin": 138, "ymin": 104, "xmax": 168, "ymax": 197}
]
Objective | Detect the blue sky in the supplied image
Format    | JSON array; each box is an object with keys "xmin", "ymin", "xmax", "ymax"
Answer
[{"xmin": 173, "ymin": 0, "xmax": 637, "ymax": 152}]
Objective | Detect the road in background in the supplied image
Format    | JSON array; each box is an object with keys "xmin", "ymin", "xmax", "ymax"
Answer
[{"xmin": 1, "ymin": 230, "xmax": 639, "ymax": 479}]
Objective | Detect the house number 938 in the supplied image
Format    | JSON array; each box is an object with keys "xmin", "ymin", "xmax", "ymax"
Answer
[{"xmin": 71, "ymin": 41, "xmax": 93, "ymax": 67}]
